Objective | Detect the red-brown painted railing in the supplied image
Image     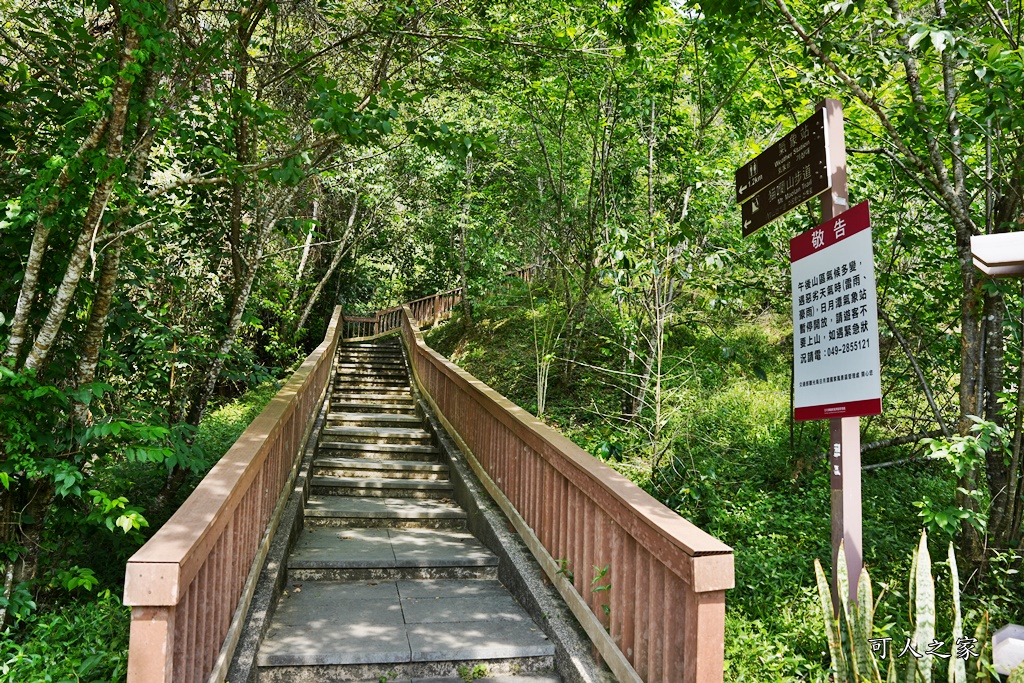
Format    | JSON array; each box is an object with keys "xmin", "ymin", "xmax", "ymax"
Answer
[
  {"xmin": 123, "ymin": 306, "xmax": 343, "ymax": 683},
  {"xmin": 399, "ymin": 305, "xmax": 733, "ymax": 683},
  {"xmin": 342, "ymin": 264, "xmax": 540, "ymax": 340}
]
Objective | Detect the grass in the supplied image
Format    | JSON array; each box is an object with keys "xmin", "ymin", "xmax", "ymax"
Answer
[{"xmin": 425, "ymin": 286, "xmax": 1019, "ymax": 681}]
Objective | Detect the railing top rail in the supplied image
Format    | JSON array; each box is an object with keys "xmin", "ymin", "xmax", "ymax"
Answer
[
  {"xmin": 399, "ymin": 305, "xmax": 732, "ymax": 567},
  {"xmin": 124, "ymin": 307, "xmax": 343, "ymax": 606}
]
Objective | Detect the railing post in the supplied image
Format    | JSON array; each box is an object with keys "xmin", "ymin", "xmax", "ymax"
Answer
[
  {"xmin": 374, "ymin": 311, "xmax": 380, "ymax": 336},
  {"xmin": 433, "ymin": 293, "xmax": 440, "ymax": 324},
  {"xmin": 127, "ymin": 606, "xmax": 175, "ymax": 683}
]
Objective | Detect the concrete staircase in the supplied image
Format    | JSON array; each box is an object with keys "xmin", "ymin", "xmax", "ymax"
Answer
[{"xmin": 257, "ymin": 338, "xmax": 559, "ymax": 683}]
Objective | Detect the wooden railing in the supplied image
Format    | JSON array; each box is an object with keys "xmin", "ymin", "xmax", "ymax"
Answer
[
  {"xmin": 399, "ymin": 305, "xmax": 733, "ymax": 683},
  {"xmin": 342, "ymin": 264, "xmax": 541, "ymax": 340},
  {"xmin": 123, "ymin": 307, "xmax": 343, "ymax": 683}
]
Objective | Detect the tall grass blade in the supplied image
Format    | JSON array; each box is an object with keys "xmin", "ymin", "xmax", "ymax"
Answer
[
  {"xmin": 815, "ymin": 558, "xmax": 848, "ymax": 683},
  {"xmin": 947, "ymin": 543, "xmax": 965, "ymax": 683},
  {"xmin": 971, "ymin": 612, "xmax": 991, "ymax": 683},
  {"xmin": 912, "ymin": 530, "xmax": 934, "ymax": 683},
  {"xmin": 905, "ymin": 537, "xmax": 920, "ymax": 683},
  {"xmin": 836, "ymin": 542, "xmax": 858, "ymax": 680},
  {"xmin": 852, "ymin": 567, "xmax": 880, "ymax": 681}
]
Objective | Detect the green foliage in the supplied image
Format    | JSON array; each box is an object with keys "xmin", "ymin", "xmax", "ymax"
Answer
[
  {"xmin": 916, "ymin": 418, "xmax": 1000, "ymax": 537},
  {"xmin": 0, "ymin": 591, "xmax": 129, "ymax": 683},
  {"xmin": 456, "ymin": 663, "xmax": 488, "ymax": 681},
  {"xmin": 814, "ymin": 533, "xmax": 992, "ymax": 683},
  {"xmin": 431, "ymin": 283, "xmax": 1024, "ymax": 680}
]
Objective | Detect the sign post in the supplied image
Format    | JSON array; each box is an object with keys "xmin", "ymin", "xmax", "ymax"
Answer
[
  {"xmin": 821, "ymin": 99, "xmax": 863, "ymax": 611},
  {"xmin": 736, "ymin": 99, "xmax": 879, "ymax": 611},
  {"xmin": 791, "ymin": 199, "xmax": 882, "ymax": 608}
]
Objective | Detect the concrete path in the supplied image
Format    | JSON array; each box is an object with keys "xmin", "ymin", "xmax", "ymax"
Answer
[{"xmin": 257, "ymin": 338, "xmax": 558, "ymax": 683}]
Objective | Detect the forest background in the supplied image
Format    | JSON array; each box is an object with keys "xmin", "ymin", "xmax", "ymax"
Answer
[{"xmin": 1, "ymin": 0, "xmax": 1024, "ymax": 679}]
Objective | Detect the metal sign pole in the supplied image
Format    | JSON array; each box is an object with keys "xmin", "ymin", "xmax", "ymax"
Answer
[{"xmin": 819, "ymin": 98, "xmax": 863, "ymax": 611}]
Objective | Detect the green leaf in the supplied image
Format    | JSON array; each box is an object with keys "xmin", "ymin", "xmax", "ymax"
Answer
[
  {"xmin": 911, "ymin": 530, "xmax": 934, "ymax": 683},
  {"xmin": 908, "ymin": 29, "xmax": 929, "ymax": 50},
  {"xmin": 814, "ymin": 558, "xmax": 848, "ymax": 682},
  {"xmin": 948, "ymin": 543, "xmax": 966, "ymax": 683}
]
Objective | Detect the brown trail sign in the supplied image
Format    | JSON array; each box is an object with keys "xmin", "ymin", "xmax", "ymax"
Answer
[{"xmin": 736, "ymin": 108, "xmax": 831, "ymax": 236}]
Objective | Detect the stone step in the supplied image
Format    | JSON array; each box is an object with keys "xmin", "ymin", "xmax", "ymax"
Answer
[
  {"xmin": 320, "ymin": 426, "xmax": 432, "ymax": 446},
  {"xmin": 341, "ymin": 342, "xmax": 401, "ymax": 349},
  {"xmin": 335, "ymin": 374, "xmax": 409, "ymax": 383},
  {"xmin": 338, "ymin": 349, "xmax": 403, "ymax": 359},
  {"xmin": 335, "ymin": 362, "xmax": 406, "ymax": 372},
  {"xmin": 332, "ymin": 387, "xmax": 414, "ymax": 397},
  {"xmin": 336, "ymin": 363, "xmax": 407, "ymax": 373},
  {"xmin": 326, "ymin": 412, "xmax": 422, "ymax": 427},
  {"xmin": 353, "ymin": 677, "xmax": 561, "ymax": 683},
  {"xmin": 287, "ymin": 528, "xmax": 498, "ymax": 581},
  {"xmin": 336, "ymin": 357, "xmax": 403, "ymax": 366},
  {"xmin": 314, "ymin": 457, "xmax": 447, "ymax": 481},
  {"xmin": 376, "ymin": 675, "xmax": 565, "ymax": 679},
  {"xmin": 329, "ymin": 401, "xmax": 417, "ymax": 415},
  {"xmin": 303, "ymin": 496, "xmax": 466, "ymax": 529},
  {"xmin": 317, "ymin": 442, "xmax": 440, "ymax": 462},
  {"xmin": 310, "ymin": 476, "xmax": 453, "ymax": 499},
  {"xmin": 336, "ymin": 371, "xmax": 408, "ymax": 381},
  {"xmin": 332, "ymin": 388, "xmax": 414, "ymax": 397},
  {"xmin": 331, "ymin": 378, "xmax": 407, "ymax": 389},
  {"xmin": 259, "ymin": 658, "xmax": 557, "ymax": 683},
  {"xmin": 256, "ymin": 579, "xmax": 555, "ymax": 674}
]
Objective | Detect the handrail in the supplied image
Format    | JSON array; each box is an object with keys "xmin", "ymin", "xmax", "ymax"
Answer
[
  {"xmin": 123, "ymin": 306, "xmax": 343, "ymax": 683},
  {"xmin": 342, "ymin": 264, "xmax": 541, "ymax": 340},
  {"xmin": 399, "ymin": 305, "xmax": 733, "ymax": 683}
]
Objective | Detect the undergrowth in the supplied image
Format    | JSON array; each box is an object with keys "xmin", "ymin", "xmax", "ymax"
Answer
[
  {"xmin": 0, "ymin": 380, "xmax": 282, "ymax": 683},
  {"xmin": 426, "ymin": 286, "xmax": 1022, "ymax": 681}
]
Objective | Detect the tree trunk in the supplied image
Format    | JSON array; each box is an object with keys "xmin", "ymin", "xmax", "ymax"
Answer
[
  {"xmin": 295, "ymin": 198, "xmax": 359, "ymax": 336},
  {"xmin": 2, "ymin": 114, "xmax": 111, "ymax": 363},
  {"xmin": 72, "ymin": 238, "xmax": 123, "ymax": 423},
  {"xmin": 956, "ymin": 231, "xmax": 985, "ymax": 561},
  {"xmin": 187, "ymin": 188, "xmax": 297, "ymax": 428},
  {"xmin": 458, "ymin": 153, "xmax": 474, "ymax": 326},
  {"xmin": 22, "ymin": 28, "xmax": 139, "ymax": 373}
]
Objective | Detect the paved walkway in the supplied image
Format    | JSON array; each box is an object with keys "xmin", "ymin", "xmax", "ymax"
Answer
[{"xmin": 256, "ymin": 338, "xmax": 559, "ymax": 682}]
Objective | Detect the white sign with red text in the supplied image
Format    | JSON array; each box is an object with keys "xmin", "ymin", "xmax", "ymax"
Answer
[{"xmin": 791, "ymin": 201, "xmax": 882, "ymax": 421}]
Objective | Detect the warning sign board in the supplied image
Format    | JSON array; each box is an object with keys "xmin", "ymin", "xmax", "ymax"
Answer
[{"xmin": 791, "ymin": 201, "xmax": 882, "ymax": 421}]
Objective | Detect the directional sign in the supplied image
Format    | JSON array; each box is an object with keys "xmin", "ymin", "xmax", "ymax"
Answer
[
  {"xmin": 791, "ymin": 201, "xmax": 881, "ymax": 421},
  {"xmin": 737, "ymin": 108, "xmax": 831, "ymax": 235}
]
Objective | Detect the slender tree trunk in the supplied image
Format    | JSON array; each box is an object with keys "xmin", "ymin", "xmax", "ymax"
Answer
[
  {"xmin": 2, "ymin": 115, "xmax": 110, "ymax": 363},
  {"xmin": 458, "ymin": 153, "xmax": 474, "ymax": 325},
  {"xmin": 296, "ymin": 199, "xmax": 359, "ymax": 335},
  {"xmin": 957, "ymin": 233, "xmax": 985, "ymax": 561},
  {"xmin": 187, "ymin": 188, "xmax": 297, "ymax": 428},
  {"xmin": 22, "ymin": 28, "xmax": 139, "ymax": 373}
]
